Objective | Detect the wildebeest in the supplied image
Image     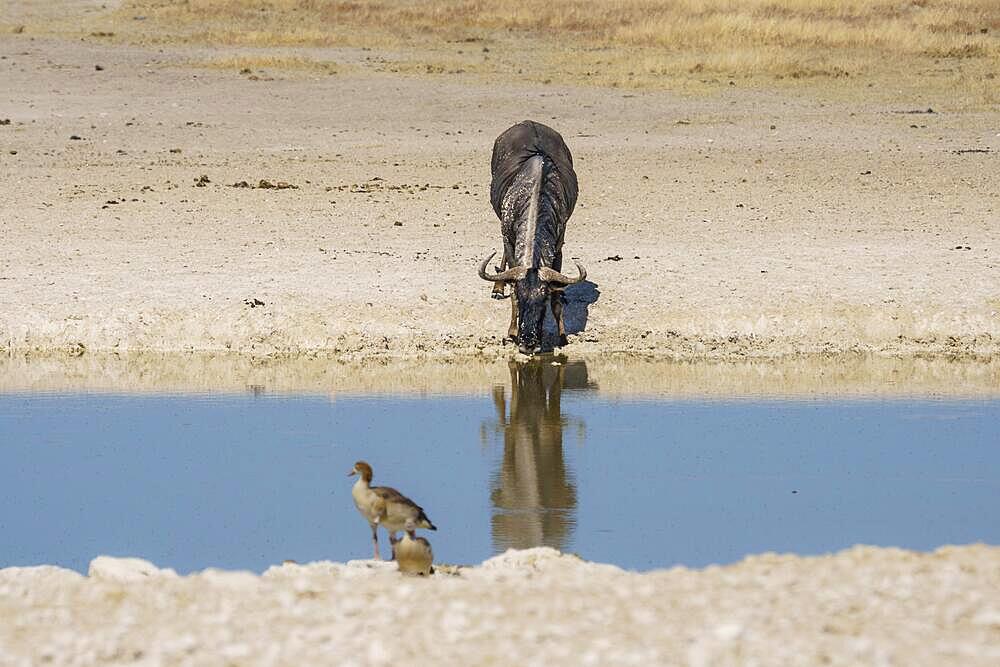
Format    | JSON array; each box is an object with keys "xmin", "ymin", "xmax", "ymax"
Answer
[{"xmin": 478, "ymin": 120, "xmax": 587, "ymax": 355}]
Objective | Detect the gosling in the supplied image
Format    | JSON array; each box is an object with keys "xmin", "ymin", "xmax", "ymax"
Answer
[
  {"xmin": 393, "ymin": 518, "xmax": 434, "ymax": 576},
  {"xmin": 348, "ymin": 460, "xmax": 436, "ymax": 560}
]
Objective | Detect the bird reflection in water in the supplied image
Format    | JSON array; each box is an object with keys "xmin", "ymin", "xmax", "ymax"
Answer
[{"xmin": 485, "ymin": 358, "xmax": 591, "ymax": 552}]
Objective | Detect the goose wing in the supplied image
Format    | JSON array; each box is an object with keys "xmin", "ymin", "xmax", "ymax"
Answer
[
  {"xmin": 372, "ymin": 485, "xmax": 436, "ymax": 530},
  {"xmin": 372, "ymin": 485, "xmax": 422, "ymax": 510}
]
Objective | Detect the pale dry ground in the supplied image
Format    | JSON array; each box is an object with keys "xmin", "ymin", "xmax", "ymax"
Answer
[
  {"xmin": 2, "ymin": 547, "xmax": 999, "ymax": 666},
  {"xmin": 1, "ymin": 3, "xmax": 999, "ymax": 362}
]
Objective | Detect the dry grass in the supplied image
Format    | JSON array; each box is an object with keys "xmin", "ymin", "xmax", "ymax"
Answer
[
  {"xmin": 31, "ymin": 1, "xmax": 1000, "ymax": 101},
  {"xmin": 113, "ymin": 1, "xmax": 1000, "ymax": 56}
]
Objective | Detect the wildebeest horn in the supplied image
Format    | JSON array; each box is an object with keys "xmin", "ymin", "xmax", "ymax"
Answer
[
  {"xmin": 538, "ymin": 263, "xmax": 587, "ymax": 285},
  {"xmin": 478, "ymin": 252, "xmax": 527, "ymax": 282}
]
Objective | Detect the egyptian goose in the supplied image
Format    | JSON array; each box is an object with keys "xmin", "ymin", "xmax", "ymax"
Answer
[
  {"xmin": 348, "ymin": 460, "xmax": 436, "ymax": 560},
  {"xmin": 393, "ymin": 518, "xmax": 434, "ymax": 576}
]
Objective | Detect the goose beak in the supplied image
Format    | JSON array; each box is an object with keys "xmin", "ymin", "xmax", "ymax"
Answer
[{"xmin": 347, "ymin": 469, "xmax": 357, "ymax": 477}]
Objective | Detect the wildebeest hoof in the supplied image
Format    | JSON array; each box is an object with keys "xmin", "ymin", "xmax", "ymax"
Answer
[{"xmin": 557, "ymin": 334, "xmax": 568, "ymax": 347}]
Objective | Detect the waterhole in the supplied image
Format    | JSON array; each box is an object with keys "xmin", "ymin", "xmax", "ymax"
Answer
[{"xmin": 2, "ymin": 356, "xmax": 998, "ymax": 572}]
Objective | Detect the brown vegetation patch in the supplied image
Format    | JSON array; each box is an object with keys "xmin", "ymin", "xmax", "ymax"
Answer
[
  {"xmin": 58, "ymin": 1, "xmax": 980, "ymax": 102},
  {"xmin": 5, "ymin": 1, "xmax": 999, "ymax": 101},
  {"xmin": 109, "ymin": 1, "xmax": 999, "ymax": 58}
]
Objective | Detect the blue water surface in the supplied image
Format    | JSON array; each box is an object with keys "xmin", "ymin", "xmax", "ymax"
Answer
[{"xmin": 1, "ymin": 375, "xmax": 998, "ymax": 573}]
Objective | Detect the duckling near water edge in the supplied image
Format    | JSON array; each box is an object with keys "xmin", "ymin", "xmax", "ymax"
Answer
[
  {"xmin": 348, "ymin": 460, "xmax": 437, "ymax": 560},
  {"xmin": 393, "ymin": 518, "xmax": 435, "ymax": 576}
]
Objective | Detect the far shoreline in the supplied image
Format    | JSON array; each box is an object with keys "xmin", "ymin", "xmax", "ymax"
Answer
[{"xmin": 2, "ymin": 350, "xmax": 998, "ymax": 398}]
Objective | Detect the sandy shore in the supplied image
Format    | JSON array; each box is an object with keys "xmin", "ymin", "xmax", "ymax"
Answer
[
  {"xmin": 2, "ymin": 547, "xmax": 998, "ymax": 666},
  {"xmin": 2, "ymin": 351, "xmax": 999, "ymax": 398},
  {"xmin": 2, "ymin": 28, "xmax": 998, "ymax": 360}
]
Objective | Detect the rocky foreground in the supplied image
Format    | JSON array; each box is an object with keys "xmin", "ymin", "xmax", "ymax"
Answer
[{"xmin": 1, "ymin": 546, "xmax": 998, "ymax": 666}]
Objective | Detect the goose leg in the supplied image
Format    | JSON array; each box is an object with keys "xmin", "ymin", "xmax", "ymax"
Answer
[
  {"xmin": 371, "ymin": 523, "xmax": 381, "ymax": 561},
  {"xmin": 389, "ymin": 531, "xmax": 400, "ymax": 561}
]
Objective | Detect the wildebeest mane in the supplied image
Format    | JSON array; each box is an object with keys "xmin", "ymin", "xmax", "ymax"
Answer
[
  {"xmin": 505, "ymin": 156, "xmax": 566, "ymax": 270},
  {"xmin": 491, "ymin": 121, "xmax": 578, "ymax": 270}
]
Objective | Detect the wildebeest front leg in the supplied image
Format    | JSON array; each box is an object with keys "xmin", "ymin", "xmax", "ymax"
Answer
[
  {"xmin": 550, "ymin": 249, "xmax": 568, "ymax": 347},
  {"xmin": 507, "ymin": 293, "xmax": 519, "ymax": 343},
  {"xmin": 491, "ymin": 243, "xmax": 514, "ymax": 299},
  {"xmin": 490, "ymin": 256, "xmax": 506, "ymax": 299},
  {"xmin": 550, "ymin": 291, "xmax": 568, "ymax": 347}
]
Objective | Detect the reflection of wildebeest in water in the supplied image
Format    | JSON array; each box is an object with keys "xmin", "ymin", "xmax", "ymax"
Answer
[
  {"xmin": 478, "ymin": 121, "xmax": 587, "ymax": 355},
  {"xmin": 487, "ymin": 359, "xmax": 591, "ymax": 552}
]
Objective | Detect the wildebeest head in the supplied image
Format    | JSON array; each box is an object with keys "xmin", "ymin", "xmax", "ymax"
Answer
[
  {"xmin": 511, "ymin": 268, "xmax": 549, "ymax": 355},
  {"xmin": 478, "ymin": 252, "xmax": 586, "ymax": 355}
]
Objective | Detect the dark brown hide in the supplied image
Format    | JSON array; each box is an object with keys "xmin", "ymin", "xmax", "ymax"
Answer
[{"xmin": 487, "ymin": 121, "xmax": 581, "ymax": 353}]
